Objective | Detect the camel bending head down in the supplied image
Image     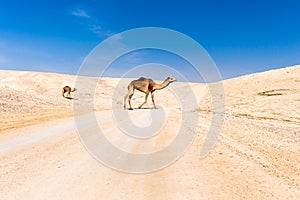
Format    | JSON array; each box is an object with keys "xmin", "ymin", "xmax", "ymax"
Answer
[
  {"xmin": 124, "ymin": 77, "xmax": 176, "ymax": 110},
  {"xmin": 62, "ymin": 86, "xmax": 77, "ymax": 98}
]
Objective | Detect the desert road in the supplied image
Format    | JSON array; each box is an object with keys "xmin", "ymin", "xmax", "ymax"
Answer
[
  {"xmin": 1, "ymin": 108, "xmax": 299, "ymax": 199},
  {"xmin": 0, "ymin": 108, "xmax": 212, "ymax": 199}
]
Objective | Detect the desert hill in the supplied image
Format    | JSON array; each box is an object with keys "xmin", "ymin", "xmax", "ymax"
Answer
[{"xmin": 0, "ymin": 65, "xmax": 299, "ymax": 199}]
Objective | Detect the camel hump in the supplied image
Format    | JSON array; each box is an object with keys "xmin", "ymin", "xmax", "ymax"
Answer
[
  {"xmin": 63, "ymin": 86, "xmax": 71, "ymax": 90},
  {"xmin": 137, "ymin": 77, "xmax": 147, "ymax": 81}
]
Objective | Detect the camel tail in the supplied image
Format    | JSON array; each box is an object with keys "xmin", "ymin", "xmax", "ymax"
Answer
[{"xmin": 72, "ymin": 88, "xmax": 77, "ymax": 92}]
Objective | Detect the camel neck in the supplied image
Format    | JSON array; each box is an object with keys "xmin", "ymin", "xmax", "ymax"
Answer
[{"xmin": 154, "ymin": 79, "xmax": 170, "ymax": 90}]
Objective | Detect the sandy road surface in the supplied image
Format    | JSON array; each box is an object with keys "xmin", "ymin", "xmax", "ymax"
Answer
[{"xmin": 1, "ymin": 109, "xmax": 299, "ymax": 199}]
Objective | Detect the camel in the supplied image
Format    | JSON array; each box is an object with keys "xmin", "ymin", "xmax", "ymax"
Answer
[
  {"xmin": 124, "ymin": 77, "xmax": 176, "ymax": 110},
  {"xmin": 62, "ymin": 86, "xmax": 77, "ymax": 98}
]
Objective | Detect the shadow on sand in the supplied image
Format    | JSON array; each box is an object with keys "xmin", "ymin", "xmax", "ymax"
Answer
[
  {"xmin": 64, "ymin": 97, "xmax": 78, "ymax": 100},
  {"xmin": 126, "ymin": 107, "xmax": 156, "ymax": 111}
]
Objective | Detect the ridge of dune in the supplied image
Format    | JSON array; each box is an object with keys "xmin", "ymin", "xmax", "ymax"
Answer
[{"xmin": 0, "ymin": 64, "xmax": 299, "ymax": 132}]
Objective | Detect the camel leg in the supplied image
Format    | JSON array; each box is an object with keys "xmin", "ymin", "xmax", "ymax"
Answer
[
  {"xmin": 138, "ymin": 92, "xmax": 149, "ymax": 109},
  {"xmin": 151, "ymin": 92, "xmax": 157, "ymax": 109},
  {"xmin": 123, "ymin": 94, "xmax": 128, "ymax": 109},
  {"xmin": 128, "ymin": 94, "xmax": 134, "ymax": 110},
  {"xmin": 124, "ymin": 93, "xmax": 133, "ymax": 109},
  {"xmin": 125, "ymin": 85, "xmax": 134, "ymax": 110},
  {"xmin": 62, "ymin": 89, "xmax": 65, "ymax": 97}
]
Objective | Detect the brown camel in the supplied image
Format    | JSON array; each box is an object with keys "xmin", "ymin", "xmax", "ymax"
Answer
[
  {"xmin": 62, "ymin": 86, "xmax": 77, "ymax": 98},
  {"xmin": 124, "ymin": 77, "xmax": 176, "ymax": 110}
]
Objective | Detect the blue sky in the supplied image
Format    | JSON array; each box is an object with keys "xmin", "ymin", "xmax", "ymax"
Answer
[{"xmin": 0, "ymin": 0, "xmax": 299, "ymax": 81}]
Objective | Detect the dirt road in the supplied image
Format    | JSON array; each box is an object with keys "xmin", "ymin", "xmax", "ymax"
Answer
[{"xmin": 1, "ymin": 108, "xmax": 299, "ymax": 199}]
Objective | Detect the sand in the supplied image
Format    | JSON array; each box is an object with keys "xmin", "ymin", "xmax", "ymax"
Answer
[{"xmin": 0, "ymin": 65, "xmax": 299, "ymax": 199}]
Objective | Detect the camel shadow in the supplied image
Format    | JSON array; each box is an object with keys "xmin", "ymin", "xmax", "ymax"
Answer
[
  {"xmin": 127, "ymin": 107, "xmax": 157, "ymax": 110},
  {"xmin": 64, "ymin": 97, "xmax": 78, "ymax": 100},
  {"xmin": 135, "ymin": 107, "xmax": 152, "ymax": 110}
]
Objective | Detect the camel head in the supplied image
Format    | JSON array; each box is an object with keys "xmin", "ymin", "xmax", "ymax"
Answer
[{"xmin": 166, "ymin": 77, "xmax": 176, "ymax": 83}]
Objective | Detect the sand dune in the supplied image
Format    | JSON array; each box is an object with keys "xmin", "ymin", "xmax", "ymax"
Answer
[{"xmin": 0, "ymin": 65, "xmax": 299, "ymax": 199}]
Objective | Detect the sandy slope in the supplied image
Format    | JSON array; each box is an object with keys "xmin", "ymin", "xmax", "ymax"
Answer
[{"xmin": 0, "ymin": 65, "xmax": 299, "ymax": 199}]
